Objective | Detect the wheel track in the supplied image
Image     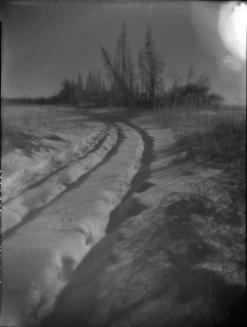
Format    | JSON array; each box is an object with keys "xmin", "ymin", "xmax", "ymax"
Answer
[
  {"xmin": 3, "ymin": 125, "xmax": 111, "ymax": 205},
  {"xmin": 107, "ymin": 120, "xmax": 155, "ymax": 232},
  {"xmin": 38, "ymin": 113, "xmax": 156, "ymax": 327},
  {"xmin": 1, "ymin": 114, "xmax": 147, "ymax": 327},
  {"xmin": 3, "ymin": 124, "xmax": 122, "ymax": 239},
  {"xmin": 82, "ymin": 111, "xmax": 155, "ymax": 232}
]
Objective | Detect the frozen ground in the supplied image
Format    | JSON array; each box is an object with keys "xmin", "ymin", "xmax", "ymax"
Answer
[
  {"xmin": 40, "ymin": 108, "xmax": 245, "ymax": 327},
  {"xmin": 2, "ymin": 126, "xmax": 118, "ymax": 233},
  {"xmin": 1, "ymin": 106, "xmax": 245, "ymax": 327},
  {"xmin": 2, "ymin": 105, "xmax": 107, "ymax": 204},
  {"xmin": 1, "ymin": 105, "xmax": 144, "ymax": 326}
]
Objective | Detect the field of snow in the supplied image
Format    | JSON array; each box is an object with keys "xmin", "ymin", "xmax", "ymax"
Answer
[
  {"xmin": 2, "ymin": 105, "xmax": 108, "ymax": 203},
  {"xmin": 37, "ymin": 109, "xmax": 245, "ymax": 327},
  {"xmin": 2, "ymin": 125, "xmax": 119, "ymax": 233},
  {"xmin": 1, "ymin": 105, "xmax": 144, "ymax": 327},
  {"xmin": 2, "ymin": 106, "xmax": 244, "ymax": 327}
]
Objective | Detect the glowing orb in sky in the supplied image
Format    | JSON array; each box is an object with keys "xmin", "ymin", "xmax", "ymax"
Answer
[{"xmin": 218, "ymin": 2, "xmax": 247, "ymax": 61}]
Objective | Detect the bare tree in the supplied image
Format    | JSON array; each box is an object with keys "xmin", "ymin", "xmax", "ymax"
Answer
[
  {"xmin": 75, "ymin": 73, "xmax": 84, "ymax": 104},
  {"xmin": 138, "ymin": 25, "xmax": 164, "ymax": 109},
  {"xmin": 101, "ymin": 46, "xmax": 123, "ymax": 92}
]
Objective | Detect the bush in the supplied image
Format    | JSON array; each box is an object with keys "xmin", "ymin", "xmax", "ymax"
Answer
[
  {"xmin": 174, "ymin": 116, "xmax": 246, "ymax": 208},
  {"xmin": 175, "ymin": 117, "xmax": 246, "ymax": 165}
]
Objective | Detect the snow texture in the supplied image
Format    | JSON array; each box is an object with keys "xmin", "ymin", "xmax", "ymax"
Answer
[
  {"xmin": 0, "ymin": 122, "xmax": 144, "ymax": 327},
  {"xmin": 2, "ymin": 126, "xmax": 117, "ymax": 233}
]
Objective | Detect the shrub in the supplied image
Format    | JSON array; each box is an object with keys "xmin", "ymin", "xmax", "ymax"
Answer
[{"xmin": 174, "ymin": 117, "xmax": 246, "ymax": 165}]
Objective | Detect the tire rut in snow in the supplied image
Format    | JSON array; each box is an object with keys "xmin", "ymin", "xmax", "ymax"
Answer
[
  {"xmin": 63, "ymin": 124, "xmax": 125, "ymax": 193},
  {"xmin": 38, "ymin": 119, "xmax": 155, "ymax": 327},
  {"xmin": 106, "ymin": 121, "xmax": 155, "ymax": 232},
  {"xmin": 3, "ymin": 125, "xmax": 124, "ymax": 240},
  {"xmin": 3, "ymin": 125, "xmax": 111, "ymax": 206},
  {"xmin": 81, "ymin": 112, "xmax": 155, "ymax": 233}
]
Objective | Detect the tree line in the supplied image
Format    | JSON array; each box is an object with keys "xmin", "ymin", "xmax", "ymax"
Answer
[
  {"xmin": 4, "ymin": 22, "xmax": 224, "ymax": 109},
  {"xmin": 56, "ymin": 22, "xmax": 168, "ymax": 108}
]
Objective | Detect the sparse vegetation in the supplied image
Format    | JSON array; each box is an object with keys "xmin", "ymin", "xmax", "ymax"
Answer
[
  {"xmin": 161, "ymin": 180, "xmax": 246, "ymax": 327},
  {"xmin": 174, "ymin": 116, "xmax": 246, "ymax": 204},
  {"xmin": 164, "ymin": 68, "xmax": 224, "ymax": 110},
  {"xmin": 3, "ymin": 22, "xmax": 224, "ymax": 110},
  {"xmin": 166, "ymin": 113, "xmax": 246, "ymax": 325},
  {"xmin": 174, "ymin": 116, "xmax": 245, "ymax": 165}
]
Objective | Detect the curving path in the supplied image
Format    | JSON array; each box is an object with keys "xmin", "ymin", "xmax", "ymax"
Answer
[
  {"xmin": 0, "ymin": 120, "xmax": 145, "ymax": 327},
  {"xmin": 2, "ymin": 125, "xmax": 118, "ymax": 234}
]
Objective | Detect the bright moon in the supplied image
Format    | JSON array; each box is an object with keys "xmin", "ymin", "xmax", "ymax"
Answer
[{"xmin": 218, "ymin": 1, "xmax": 247, "ymax": 61}]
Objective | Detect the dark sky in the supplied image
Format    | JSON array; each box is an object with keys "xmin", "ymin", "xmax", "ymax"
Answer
[{"xmin": 1, "ymin": 0, "xmax": 246, "ymax": 104}]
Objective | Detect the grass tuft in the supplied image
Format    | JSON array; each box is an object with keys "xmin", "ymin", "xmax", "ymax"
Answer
[
  {"xmin": 174, "ymin": 116, "xmax": 246, "ymax": 204},
  {"xmin": 174, "ymin": 117, "xmax": 245, "ymax": 165}
]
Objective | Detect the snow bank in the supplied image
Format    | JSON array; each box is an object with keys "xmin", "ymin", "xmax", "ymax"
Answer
[
  {"xmin": 1, "ymin": 123, "xmax": 144, "ymax": 327},
  {"xmin": 2, "ymin": 126, "xmax": 118, "ymax": 233},
  {"xmin": 2, "ymin": 125, "xmax": 108, "ymax": 203}
]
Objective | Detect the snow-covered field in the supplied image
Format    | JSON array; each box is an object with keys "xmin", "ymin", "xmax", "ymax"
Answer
[
  {"xmin": 1, "ymin": 105, "xmax": 245, "ymax": 327},
  {"xmin": 1, "ymin": 105, "xmax": 144, "ymax": 326},
  {"xmin": 35, "ymin": 109, "xmax": 245, "ymax": 327},
  {"xmin": 2, "ymin": 105, "xmax": 107, "ymax": 204}
]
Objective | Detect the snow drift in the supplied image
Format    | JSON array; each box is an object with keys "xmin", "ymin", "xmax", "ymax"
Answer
[
  {"xmin": 2, "ymin": 125, "xmax": 108, "ymax": 204},
  {"xmin": 2, "ymin": 126, "xmax": 118, "ymax": 233},
  {"xmin": 0, "ymin": 122, "xmax": 144, "ymax": 327}
]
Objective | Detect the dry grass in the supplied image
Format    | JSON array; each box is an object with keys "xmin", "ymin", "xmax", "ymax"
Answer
[
  {"xmin": 174, "ymin": 116, "xmax": 245, "ymax": 164},
  {"xmin": 159, "ymin": 106, "xmax": 246, "ymax": 324},
  {"xmin": 163, "ymin": 182, "xmax": 245, "ymax": 326},
  {"xmin": 172, "ymin": 111, "xmax": 246, "ymax": 202}
]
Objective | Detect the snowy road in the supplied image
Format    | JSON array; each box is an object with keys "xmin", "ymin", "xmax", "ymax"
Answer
[
  {"xmin": 37, "ymin": 110, "xmax": 244, "ymax": 327},
  {"xmin": 1, "ymin": 118, "xmax": 145, "ymax": 327},
  {"xmin": 2, "ymin": 125, "xmax": 118, "ymax": 233}
]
